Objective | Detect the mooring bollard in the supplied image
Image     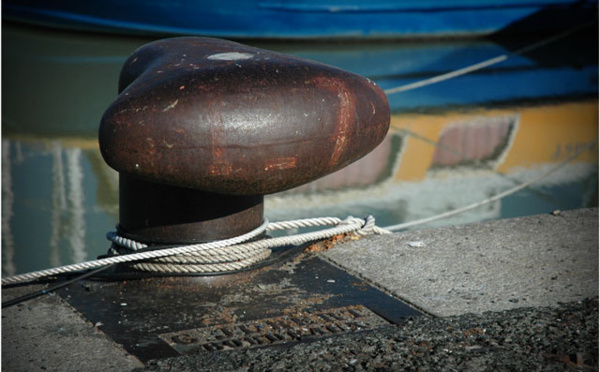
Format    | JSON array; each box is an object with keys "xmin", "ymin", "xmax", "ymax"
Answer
[{"xmin": 99, "ymin": 37, "xmax": 390, "ymax": 245}]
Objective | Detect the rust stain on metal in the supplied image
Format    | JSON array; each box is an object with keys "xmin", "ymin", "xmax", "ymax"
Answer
[
  {"xmin": 280, "ymin": 294, "xmax": 339, "ymax": 316},
  {"xmin": 330, "ymin": 91, "xmax": 351, "ymax": 167},
  {"xmin": 312, "ymin": 76, "xmax": 358, "ymax": 168},
  {"xmin": 208, "ymin": 100, "xmax": 231, "ymax": 176},
  {"xmin": 264, "ymin": 156, "xmax": 297, "ymax": 171},
  {"xmin": 209, "ymin": 162, "xmax": 233, "ymax": 176},
  {"xmin": 303, "ymin": 233, "xmax": 355, "ymax": 253}
]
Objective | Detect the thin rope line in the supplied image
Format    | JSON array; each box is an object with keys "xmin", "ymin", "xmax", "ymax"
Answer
[
  {"xmin": 384, "ymin": 55, "xmax": 507, "ymax": 95},
  {"xmin": 384, "ymin": 142, "xmax": 596, "ymax": 231},
  {"xmin": 383, "ymin": 20, "xmax": 596, "ymax": 95}
]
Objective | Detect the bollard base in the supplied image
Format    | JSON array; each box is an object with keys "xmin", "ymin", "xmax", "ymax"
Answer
[{"xmin": 118, "ymin": 175, "xmax": 264, "ymax": 244}]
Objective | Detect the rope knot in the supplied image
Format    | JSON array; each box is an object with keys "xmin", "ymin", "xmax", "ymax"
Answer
[
  {"xmin": 356, "ymin": 215, "xmax": 376, "ymax": 236},
  {"xmin": 340, "ymin": 215, "xmax": 391, "ymax": 236}
]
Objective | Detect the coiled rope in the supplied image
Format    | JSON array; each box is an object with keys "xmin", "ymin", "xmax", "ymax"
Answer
[{"xmin": 1, "ymin": 215, "xmax": 389, "ymax": 286}]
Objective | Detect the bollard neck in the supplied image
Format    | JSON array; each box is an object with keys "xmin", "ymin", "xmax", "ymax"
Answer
[{"xmin": 117, "ymin": 175, "xmax": 264, "ymax": 244}]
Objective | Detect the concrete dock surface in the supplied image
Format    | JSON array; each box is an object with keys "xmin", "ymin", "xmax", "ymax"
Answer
[
  {"xmin": 324, "ymin": 207, "xmax": 598, "ymax": 317},
  {"xmin": 2, "ymin": 208, "xmax": 598, "ymax": 371}
]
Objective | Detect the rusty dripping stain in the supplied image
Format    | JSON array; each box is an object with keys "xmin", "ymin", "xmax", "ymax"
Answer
[{"xmin": 264, "ymin": 156, "xmax": 298, "ymax": 171}]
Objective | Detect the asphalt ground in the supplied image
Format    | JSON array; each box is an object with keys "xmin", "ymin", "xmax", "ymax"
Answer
[{"xmin": 143, "ymin": 298, "xmax": 598, "ymax": 372}]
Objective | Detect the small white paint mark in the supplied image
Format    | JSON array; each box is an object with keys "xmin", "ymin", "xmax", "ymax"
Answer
[
  {"xmin": 327, "ymin": 279, "xmax": 336, "ymax": 283},
  {"xmin": 408, "ymin": 241, "xmax": 425, "ymax": 248},
  {"xmin": 207, "ymin": 52, "xmax": 253, "ymax": 61},
  {"xmin": 162, "ymin": 99, "xmax": 179, "ymax": 112}
]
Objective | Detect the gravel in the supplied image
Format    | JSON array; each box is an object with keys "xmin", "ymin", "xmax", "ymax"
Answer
[{"xmin": 140, "ymin": 297, "xmax": 598, "ymax": 372}]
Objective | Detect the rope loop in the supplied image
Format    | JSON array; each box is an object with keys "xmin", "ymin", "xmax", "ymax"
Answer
[
  {"xmin": 2, "ymin": 215, "xmax": 387, "ymax": 285},
  {"xmin": 106, "ymin": 231, "xmax": 147, "ymax": 251},
  {"xmin": 353, "ymin": 215, "xmax": 392, "ymax": 236},
  {"xmin": 355, "ymin": 215, "xmax": 374, "ymax": 236}
]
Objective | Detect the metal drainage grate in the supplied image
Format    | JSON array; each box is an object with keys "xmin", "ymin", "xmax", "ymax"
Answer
[
  {"xmin": 160, "ymin": 305, "xmax": 388, "ymax": 354},
  {"xmin": 60, "ymin": 253, "xmax": 422, "ymax": 362}
]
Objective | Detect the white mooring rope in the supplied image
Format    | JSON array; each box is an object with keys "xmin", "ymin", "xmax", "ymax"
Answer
[{"xmin": 1, "ymin": 216, "xmax": 390, "ymax": 285}]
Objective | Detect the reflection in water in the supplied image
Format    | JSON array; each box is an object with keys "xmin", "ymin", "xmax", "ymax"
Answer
[
  {"xmin": 267, "ymin": 101, "xmax": 598, "ymax": 226},
  {"xmin": 1, "ymin": 23, "xmax": 598, "ymax": 275},
  {"xmin": 65, "ymin": 148, "xmax": 87, "ymax": 264},
  {"xmin": 430, "ymin": 115, "xmax": 516, "ymax": 168},
  {"xmin": 49, "ymin": 142, "xmax": 66, "ymax": 268},
  {"xmin": 2, "ymin": 140, "xmax": 120, "ymax": 275},
  {"xmin": 49, "ymin": 145, "xmax": 90, "ymax": 267},
  {"xmin": 2, "ymin": 140, "xmax": 16, "ymax": 276}
]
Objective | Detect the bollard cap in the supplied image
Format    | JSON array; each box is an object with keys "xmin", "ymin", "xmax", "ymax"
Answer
[{"xmin": 99, "ymin": 37, "xmax": 390, "ymax": 195}]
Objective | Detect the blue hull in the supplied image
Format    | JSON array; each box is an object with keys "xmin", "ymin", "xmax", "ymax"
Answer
[
  {"xmin": 2, "ymin": 21, "xmax": 597, "ymax": 138},
  {"xmin": 2, "ymin": 0, "xmax": 597, "ymax": 39}
]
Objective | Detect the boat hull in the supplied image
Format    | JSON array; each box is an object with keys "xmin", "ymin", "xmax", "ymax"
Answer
[{"xmin": 2, "ymin": 0, "xmax": 597, "ymax": 39}]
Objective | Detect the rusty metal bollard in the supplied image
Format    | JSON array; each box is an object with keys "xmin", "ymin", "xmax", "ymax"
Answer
[{"xmin": 99, "ymin": 37, "xmax": 390, "ymax": 245}]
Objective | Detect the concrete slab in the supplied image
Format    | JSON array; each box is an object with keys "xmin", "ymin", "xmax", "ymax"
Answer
[
  {"xmin": 2, "ymin": 284, "xmax": 143, "ymax": 372},
  {"xmin": 324, "ymin": 208, "xmax": 599, "ymax": 316}
]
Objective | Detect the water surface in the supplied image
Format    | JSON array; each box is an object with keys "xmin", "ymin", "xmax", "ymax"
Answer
[{"xmin": 2, "ymin": 23, "xmax": 597, "ymax": 275}]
